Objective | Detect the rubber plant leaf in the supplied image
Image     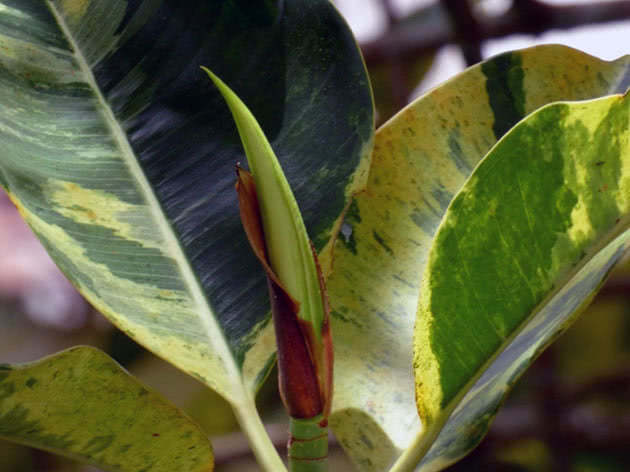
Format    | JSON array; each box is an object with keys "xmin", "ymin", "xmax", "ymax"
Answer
[
  {"xmin": 325, "ymin": 45, "xmax": 630, "ymax": 471},
  {"xmin": 0, "ymin": 346, "xmax": 213, "ymax": 472},
  {"xmin": 0, "ymin": 2, "xmax": 372, "ymax": 469},
  {"xmin": 414, "ymin": 91, "xmax": 630, "ymax": 470}
]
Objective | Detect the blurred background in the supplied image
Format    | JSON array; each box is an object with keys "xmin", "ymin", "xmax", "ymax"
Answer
[{"xmin": 1, "ymin": 0, "xmax": 630, "ymax": 470}]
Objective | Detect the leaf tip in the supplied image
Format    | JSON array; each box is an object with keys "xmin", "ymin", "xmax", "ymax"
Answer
[{"xmin": 201, "ymin": 67, "xmax": 234, "ymax": 103}]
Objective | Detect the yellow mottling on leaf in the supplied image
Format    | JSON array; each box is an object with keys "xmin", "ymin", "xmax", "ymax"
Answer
[
  {"xmin": 49, "ymin": 181, "xmax": 165, "ymax": 250},
  {"xmin": 619, "ymin": 176, "xmax": 630, "ymax": 212},
  {"xmin": 241, "ymin": 319, "xmax": 276, "ymax": 393},
  {"xmin": 2, "ymin": 347, "xmax": 214, "ymax": 472},
  {"xmin": 59, "ymin": 0, "xmax": 89, "ymax": 23},
  {"xmin": 157, "ymin": 290, "xmax": 178, "ymax": 300},
  {"xmin": 563, "ymin": 99, "xmax": 613, "ymax": 133},
  {"xmin": 15, "ymin": 201, "xmax": 235, "ymax": 400},
  {"xmin": 520, "ymin": 46, "xmax": 627, "ymax": 114},
  {"xmin": 414, "ymin": 290, "xmax": 442, "ymax": 427},
  {"xmin": 617, "ymin": 120, "xmax": 630, "ymax": 212},
  {"xmin": 566, "ymin": 200, "xmax": 594, "ymax": 247},
  {"xmin": 319, "ymin": 135, "xmax": 374, "ymax": 276},
  {"xmin": 329, "ymin": 408, "xmax": 402, "ymax": 472}
]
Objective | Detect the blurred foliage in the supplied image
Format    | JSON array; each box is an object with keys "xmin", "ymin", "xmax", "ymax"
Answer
[
  {"xmin": 556, "ymin": 298, "xmax": 630, "ymax": 383},
  {"xmin": 573, "ymin": 452, "xmax": 627, "ymax": 472},
  {"xmin": 369, "ymin": 53, "xmax": 434, "ymax": 125},
  {"xmin": 495, "ymin": 439, "xmax": 551, "ymax": 471},
  {"xmin": 0, "ymin": 440, "xmax": 33, "ymax": 471}
]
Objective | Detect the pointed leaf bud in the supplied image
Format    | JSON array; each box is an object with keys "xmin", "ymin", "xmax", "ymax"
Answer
[{"xmin": 205, "ymin": 68, "xmax": 333, "ymax": 419}]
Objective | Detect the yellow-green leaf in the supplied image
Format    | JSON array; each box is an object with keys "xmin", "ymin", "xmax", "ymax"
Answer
[
  {"xmin": 415, "ymin": 92, "xmax": 630, "ymax": 471},
  {"xmin": 326, "ymin": 45, "xmax": 630, "ymax": 471},
  {"xmin": 0, "ymin": 346, "xmax": 213, "ymax": 472}
]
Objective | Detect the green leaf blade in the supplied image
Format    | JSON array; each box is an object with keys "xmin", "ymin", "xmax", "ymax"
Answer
[
  {"xmin": 0, "ymin": 347, "xmax": 213, "ymax": 472},
  {"xmin": 416, "ymin": 93, "xmax": 630, "ymax": 470},
  {"xmin": 418, "ymin": 234, "xmax": 629, "ymax": 472},
  {"xmin": 0, "ymin": 0, "xmax": 372, "ymax": 400},
  {"xmin": 326, "ymin": 45, "xmax": 630, "ymax": 471}
]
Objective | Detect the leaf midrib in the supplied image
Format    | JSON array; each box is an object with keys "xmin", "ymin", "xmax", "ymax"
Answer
[{"xmin": 45, "ymin": 1, "xmax": 244, "ymax": 398}]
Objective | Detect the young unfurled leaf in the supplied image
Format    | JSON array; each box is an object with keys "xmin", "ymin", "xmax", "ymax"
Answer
[
  {"xmin": 205, "ymin": 69, "xmax": 333, "ymax": 421},
  {"xmin": 204, "ymin": 69, "xmax": 326, "ymax": 333},
  {"xmin": 236, "ymin": 166, "xmax": 324, "ymax": 418}
]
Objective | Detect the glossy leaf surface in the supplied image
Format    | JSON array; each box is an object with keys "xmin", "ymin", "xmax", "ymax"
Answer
[
  {"xmin": 0, "ymin": 2, "xmax": 372, "ymax": 469},
  {"xmin": 416, "ymin": 92, "xmax": 630, "ymax": 470},
  {"xmin": 0, "ymin": 0, "xmax": 371, "ymax": 414},
  {"xmin": 0, "ymin": 347, "xmax": 213, "ymax": 472},
  {"xmin": 326, "ymin": 45, "xmax": 630, "ymax": 471}
]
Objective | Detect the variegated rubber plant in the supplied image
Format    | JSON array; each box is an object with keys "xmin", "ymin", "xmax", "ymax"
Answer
[{"xmin": 0, "ymin": 1, "xmax": 629, "ymax": 472}]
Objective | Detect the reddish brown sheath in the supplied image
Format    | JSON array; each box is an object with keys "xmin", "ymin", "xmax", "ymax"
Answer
[{"xmin": 235, "ymin": 166, "xmax": 329, "ymax": 419}]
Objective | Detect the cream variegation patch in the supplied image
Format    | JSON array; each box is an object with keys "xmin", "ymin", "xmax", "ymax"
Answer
[
  {"xmin": 241, "ymin": 318, "xmax": 276, "ymax": 393},
  {"xmin": 49, "ymin": 180, "xmax": 166, "ymax": 251},
  {"xmin": 0, "ymin": 33, "xmax": 77, "ymax": 83},
  {"xmin": 58, "ymin": 0, "xmax": 90, "ymax": 24},
  {"xmin": 319, "ymin": 137, "xmax": 374, "ymax": 276},
  {"xmin": 329, "ymin": 408, "xmax": 403, "ymax": 472},
  {"xmin": 13, "ymin": 194, "xmax": 237, "ymax": 400},
  {"xmin": 566, "ymin": 199, "xmax": 594, "ymax": 247},
  {"xmin": 563, "ymin": 98, "xmax": 614, "ymax": 132}
]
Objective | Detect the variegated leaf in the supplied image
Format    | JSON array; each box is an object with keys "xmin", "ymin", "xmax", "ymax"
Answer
[
  {"xmin": 326, "ymin": 45, "xmax": 630, "ymax": 471},
  {"xmin": 0, "ymin": 1, "xmax": 372, "ymax": 468},
  {"xmin": 415, "ymin": 92, "xmax": 630, "ymax": 470},
  {"xmin": 0, "ymin": 346, "xmax": 213, "ymax": 472}
]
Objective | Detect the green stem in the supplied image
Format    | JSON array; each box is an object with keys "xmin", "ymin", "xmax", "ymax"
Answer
[
  {"xmin": 387, "ymin": 429, "xmax": 436, "ymax": 472},
  {"xmin": 232, "ymin": 398, "xmax": 288, "ymax": 472},
  {"xmin": 288, "ymin": 415, "xmax": 328, "ymax": 472}
]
